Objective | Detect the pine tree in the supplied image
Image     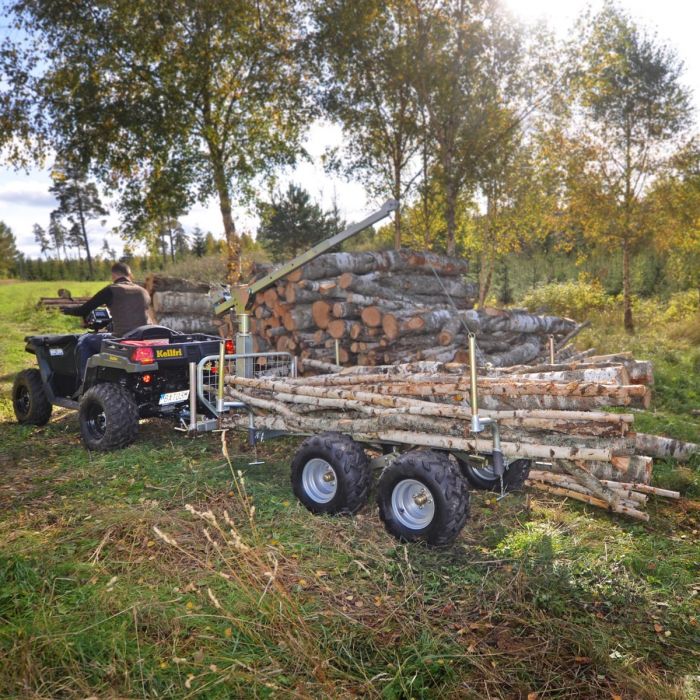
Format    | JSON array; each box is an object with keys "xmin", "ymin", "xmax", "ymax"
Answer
[
  {"xmin": 191, "ymin": 228, "xmax": 206, "ymax": 257},
  {"xmin": 0, "ymin": 221, "xmax": 18, "ymax": 277},
  {"xmin": 49, "ymin": 159, "xmax": 108, "ymax": 278}
]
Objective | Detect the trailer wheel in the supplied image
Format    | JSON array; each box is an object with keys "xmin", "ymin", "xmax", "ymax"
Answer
[
  {"xmin": 12, "ymin": 369, "xmax": 52, "ymax": 426},
  {"xmin": 377, "ymin": 449, "xmax": 469, "ymax": 546},
  {"xmin": 459, "ymin": 456, "xmax": 531, "ymax": 492},
  {"xmin": 291, "ymin": 432, "xmax": 371, "ymax": 515},
  {"xmin": 79, "ymin": 384, "xmax": 139, "ymax": 451}
]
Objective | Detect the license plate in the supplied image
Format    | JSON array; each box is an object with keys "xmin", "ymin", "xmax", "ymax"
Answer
[{"xmin": 159, "ymin": 390, "xmax": 190, "ymax": 405}]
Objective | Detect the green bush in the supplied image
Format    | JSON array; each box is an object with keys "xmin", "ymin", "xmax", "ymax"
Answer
[
  {"xmin": 662, "ymin": 290, "xmax": 700, "ymax": 323},
  {"xmin": 520, "ymin": 278, "xmax": 613, "ymax": 319}
]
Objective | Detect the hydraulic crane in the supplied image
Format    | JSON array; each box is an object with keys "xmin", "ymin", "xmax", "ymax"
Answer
[{"xmin": 214, "ymin": 198, "xmax": 399, "ymax": 368}]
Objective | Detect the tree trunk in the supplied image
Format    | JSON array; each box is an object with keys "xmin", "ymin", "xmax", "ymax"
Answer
[
  {"xmin": 208, "ymin": 140, "xmax": 240, "ymax": 286},
  {"xmin": 445, "ymin": 181, "xmax": 457, "ymax": 256},
  {"xmin": 76, "ymin": 193, "xmax": 94, "ymax": 279},
  {"xmin": 168, "ymin": 223, "xmax": 176, "ymax": 263},
  {"xmin": 622, "ymin": 237, "xmax": 634, "ymax": 333},
  {"xmin": 393, "ymin": 163, "xmax": 401, "ymax": 251},
  {"xmin": 160, "ymin": 221, "xmax": 168, "ymax": 265}
]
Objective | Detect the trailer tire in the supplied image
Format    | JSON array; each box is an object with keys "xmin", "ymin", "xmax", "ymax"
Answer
[
  {"xmin": 377, "ymin": 449, "xmax": 469, "ymax": 546},
  {"xmin": 79, "ymin": 383, "xmax": 139, "ymax": 451},
  {"xmin": 459, "ymin": 456, "xmax": 531, "ymax": 492},
  {"xmin": 12, "ymin": 369, "xmax": 52, "ymax": 426},
  {"xmin": 291, "ymin": 432, "xmax": 371, "ymax": 515}
]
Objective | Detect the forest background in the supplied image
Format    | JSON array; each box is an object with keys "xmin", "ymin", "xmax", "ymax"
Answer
[{"xmin": 0, "ymin": 0, "xmax": 698, "ymax": 337}]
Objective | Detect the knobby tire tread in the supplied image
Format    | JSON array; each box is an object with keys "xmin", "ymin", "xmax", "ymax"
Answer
[
  {"xmin": 13, "ymin": 369, "xmax": 52, "ymax": 426},
  {"xmin": 80, "ymin": 383, "xmax": 139, "ymax": 451},
  {"xmin": 378, "ymin": 449, "xmax": 469, "ymax": 546},
  {"xmin": 291, "ymin": 432, "xmax": 371, "ymax": 515}
]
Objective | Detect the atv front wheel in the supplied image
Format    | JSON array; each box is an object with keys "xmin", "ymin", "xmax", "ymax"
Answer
[
  {"xmin": 12, "ymin": 369, "xmax": 52, "ymax": 426},
  {"xmin": 79, "ymin": 384, "xmax": 139, "ymax": 451}
]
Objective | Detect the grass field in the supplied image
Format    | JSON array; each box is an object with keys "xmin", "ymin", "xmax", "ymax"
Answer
[{"xmin": 0, "ymin": 281, "xmax": 698, "ymax": 699}]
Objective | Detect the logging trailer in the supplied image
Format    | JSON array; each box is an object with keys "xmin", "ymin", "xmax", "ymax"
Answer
[{"xmin": 187, "ymin": 199, "xmax": 531, "ymax": 546}]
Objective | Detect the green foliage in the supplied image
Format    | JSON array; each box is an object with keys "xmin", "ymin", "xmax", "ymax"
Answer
[
  {"xmin": 49, "ymin": 159, "xmax": 108, "ymax": 278},
  {"xmin": 662, "ymin": 290, "xmax": 700, "ymax": 323},
  {"xmin": 0, "ymin": 222, "xmax": 18, "ymax": 277},
  {"xmin": 520, "ymin": 278, "xmax": 613, "ymax": 318},
  {"xmin": 4, "ymin": 0, "xmax": 312, "ymax": 284},
  {"xmin": 257, "ymin": 184, "xmax": 342, "ymax": 261},
  {"xmin": 314, "ymin": 0, "xmax": 422, "ymax": 248},
  {"xmin": 191, "ymin": 228, "xmax": 206, "ymax": 258},
  {"xmin": 564, "ymin": 1, "xmax": 694, "ymax": 331},
  {"xmin": 413, "ymin": 0, "xmax": 525, "ymax": 254}
]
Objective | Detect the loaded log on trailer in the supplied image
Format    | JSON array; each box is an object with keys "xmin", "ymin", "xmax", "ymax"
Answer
[{"xmin": 194, "ymin": 200, "xmax": 693, "ymax": 546}]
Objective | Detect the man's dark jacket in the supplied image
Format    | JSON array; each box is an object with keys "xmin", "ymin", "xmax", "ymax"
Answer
[{"xmin": 64, "ymin": 277, "xmax": 151, "ymax": 337}]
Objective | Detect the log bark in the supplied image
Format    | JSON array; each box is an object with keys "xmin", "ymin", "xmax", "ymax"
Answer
[
  {"xmin": 144, "ymin": 274, "xmax": 211, "ymax": 295},
  {"xmin": 154, "ymin": 315, "xmax": 218, "ymax": 334},
  {"xmin": 405, "ymin": 308, "xmax": 455, "ymax": 334},
  {"xmin": 151, "ymin": 291, "xmax": 214, "ymax": 316},
  {"xmin": 497, "ymin": 367, "xmax": 632, "ymax": 385},
  {"xmin": 526, "ymin": 482, "xmax": 649, "ymax": 521},
  {"xmin": 291, "ymin": 249, "xmax": 470, "ymax": 281},
  {"xmin": 301, "ymin": 358, "xmax": 342, "ymax": 374},
  {"xmin": 296, "ymin": 279, "xmax": 338, "ymax": 294},
  {"xmin": 437, "ymin": 316, "xmax": 463, "ymax": 346},
  {"xmin": 332, "ymin": 301, "xmax": 361, "ymax": 319},
  {"xmin": 485, "ymin": 339, "xmax": 542, "ymax": 367},
  {"xmin": 339, "ymin": 270, "xmax": 476, "ymax": 299},
  {"xmin": 633, "ymin": 433, "xmax": 699, "ymax": 461},
  {"xmin": 282, "ymin": 305, "xmax": 315, "ymax": 331},
  {"xmin": 284, "ymin": 286, "xmax": 325, "ymax": 305}
]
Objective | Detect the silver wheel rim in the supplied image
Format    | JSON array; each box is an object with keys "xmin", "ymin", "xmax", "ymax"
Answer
[
  {"xmin": 391, "ymin": 479, "xmax": 435, "ymax": 530},
  {"xmin": 302, "ymin": 458, "xmax": 337, "ymax": 503},
  {"xmin": 467, "ymin": 463, "xmax": 498, "ymax": 480}
]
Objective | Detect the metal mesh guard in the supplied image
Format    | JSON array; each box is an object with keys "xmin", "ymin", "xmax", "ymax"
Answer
[{"xmin": 198, "ymin": 351, "xmax": 295, "ymax": 415}]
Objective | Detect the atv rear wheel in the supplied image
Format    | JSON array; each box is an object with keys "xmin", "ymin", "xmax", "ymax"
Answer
[
  {"xmin": 12, "ymin": 369, "xmax": 52, "ymax": 426},
  {"xmin": 79, "ymin": 384, "xmax": 139, "ymax": 451},
  {"xmin": 291, "ymin": 432, "xmax": 371, "ymax": 515},
  {"xmin": 377, "ymin": 449, "xmax": 469, "ymax": 546}
]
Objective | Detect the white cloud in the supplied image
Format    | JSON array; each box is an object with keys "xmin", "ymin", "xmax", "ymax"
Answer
[{"xmin": 0, "ymin": 182, "xmax": 56, "ymax": 208}]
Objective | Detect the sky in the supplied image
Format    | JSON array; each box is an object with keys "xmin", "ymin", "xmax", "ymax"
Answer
[{"xmin": 1, "ymin": 0, "xmax": 698, "ymax": 258}]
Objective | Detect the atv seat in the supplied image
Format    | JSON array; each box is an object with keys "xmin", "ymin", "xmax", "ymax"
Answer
[{"xmin": 119, "ymin": 325, "xmax": 182, "ymax": 341}]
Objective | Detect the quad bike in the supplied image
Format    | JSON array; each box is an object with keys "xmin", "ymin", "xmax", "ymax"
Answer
[{"xmin": 12, "ymin": 307, "xmax": 227, "ymax": 451}]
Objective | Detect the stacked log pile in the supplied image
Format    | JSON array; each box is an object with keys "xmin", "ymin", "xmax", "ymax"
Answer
[
  {"xmin": 37, "ymin": 288, "xmax": 90, "ymax": 312},
  {"xmin": 247, "ymin": 250, "xmax": 582, "ymax": 367},
  {"xmin": 145, "ymin": 275, "xmax": 227, "ymax": 336},
  {"xmin": 223, "ymin": 357, "xmax": 695, "ymax": 521}
]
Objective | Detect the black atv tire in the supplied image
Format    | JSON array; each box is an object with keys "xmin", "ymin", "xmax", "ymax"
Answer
[
  {"xmin": 459, "ymin": 456, "xmax": 531, "ymax": 492},
  {"xmin": 79, "ymin": 384, "xmax": 139, "ymax": 451},
  {"xmin": 291, "ymin": 432, "xmax": 371, "ymax": 515},
  {"xmin": 12, "ymin": 369, "xmax": 52, "ymax": 426},
  {"xmin": 377, "ymin": 449, "xmax": 469, "ymax": 547}
]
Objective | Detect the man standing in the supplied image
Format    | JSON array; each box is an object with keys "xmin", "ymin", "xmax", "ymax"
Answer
[{"xmin": 64, "ymin": 262, "xmax": 152, "ymax": 383}]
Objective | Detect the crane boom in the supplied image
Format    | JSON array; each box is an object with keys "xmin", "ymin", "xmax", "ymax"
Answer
[{"xmin": 215, "ymin": 199, "xmax": 398, "ymax": 316}]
